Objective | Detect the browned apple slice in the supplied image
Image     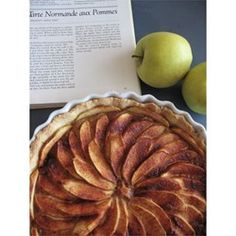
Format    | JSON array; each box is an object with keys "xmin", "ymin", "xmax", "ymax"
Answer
[
  {"xmin": 122, "ymin": 137, "xmax": 153, "ymax": 184},
  {"xmin": 128, "ymin": 211, "xmax": 146, "ymax": 236},
  {"xmin": 62, "ymin": 179, "xmax": 112, "ymax": 201},
  {"xmin": 164, "ymin": 162, "xmax": 205, "ymax": 182},
  {"xmin": 132, "ymin": 197, "xmax": 173, "ymax": 234},
  {"xmin": 73, "ymin": 213, "xmax": 106, "ymax": 235},
  {"xmin": 163, "ymin": 150, "xmax": 205, "ymax": 169},
  {"xmin": 37, "ymin": 228, "xmax": 72, "ymax": 236},
  {"xmin": 179, "ymin": 193, "xmax": 206, "ymax": 213},
  {"xmin": 124, "ymin": 106, "xmax": 169, "ymax": 126},
  {"xmin": 169, "ymin": 214, "xmax": 195, "ymax": 236},
  {"xmin": 132, "ymin": 148, "xmax": 203, "ymax": 185},
  {"xmin": 122, "ymin": 120, "xmax": 153, "ymax": 147},
  {"xmin": 80, "ymin": 120, "xmax": 93, "ymax": 155},
  {"xmin": 175, "ymin": 177, "xmax": 205, "ymax": 197},
  {"xmin": 39, "ymin": 125, "xmax": 72, "ymax": 167},
  {"xmin": 35, "ymin": 194, "xmax": 70, "ymax": 217},
  {"xmin": 139, "ymin": 124, "xmax": 166, "ymax": 139},
  {"xmin": 104, "ymin": 113, "xmax": 134, "ymax": 176},
  {"xmin": 160, "ymin": 139, "xmax": 189, "ymax": 155},
  {"xmin": 138, "ymin": 190, "xmax": 185, "ymax": 213},
  {"xmin": 58, "ymin": 199, "xmax": 111, "ymax": 218},
  {"xmin": 131, "ymin": 140, "xmax": 188, "ymax": 184},
  {"xmin": 47, "ymin": 158, "xmax": 71, "ymax": 183},
  {"xmin": 68, "ymin": 129, "xmax": 86, "ymax": 159},
  {"xmin": 35, "ymin": 193, "xmax": 111, "ymax": 217},
  {"xmin": 130, "ymin": 202, "xmax": 166, "ymax": 235},
  {"xmin": 131, "ymin": 151, "xmax": 169, "ymax": 185},
  {"xmin": 107, "ymin": 113, "xmax": 133, "ymax": 135},
  {"xmin": 56, "ymin": 140, "xmax": 81, "ymax": 180},
  {"xmin": 107, "ymin": 135, "xmax": 125, "ymax": 176},
  {"xmin": 115, "ymin": 199, "xmax": 129, "ymax": 235},
  {"xmin": 37, "ymin": 174, "xmax": 76, "ymax": 201},
  {"xmin": 73, "ymin": 157, "xmax": 115, "ymax": 190},
  {"xmin": 35, "ymin": 214, "xmax": 76, "ymax": 232},
  {"xmin": 154, "ymin": 132, "xmax": 181, "ymax": 147},
  {"xmin": 93, "ymin": 197, "xmax": 120, "ymax": 235},
  {"xmin": 75, "ymin": 105, "xmax": 120, "ymax": 121},
  {"xmin": 30, "ymin": 227, "xmax": 39, "ymax": 236},
  {"xmin": 172, "ymin": 127, "xmax": 205, "ymax": 157},
  {"xmin": 73, "ymin": 197, "xmax": 113, "ymax": 235},
  {"xmin": 135, "ymin": 177, "xmax": 181, "ymax": 192},
  {"xmin": 182, "ymin": 205, "xmax": 205, "ymax": 233},
  {"xmin": 68, "ymin": 130, "xmax": 115, "ymax": 190},
  {"xmin": 94, "ymin": 114, "xmax": 109, "ymax": 148},
  {"xmin": 88, "ymin": 140, "xmax": 116, "ymax": 183}
]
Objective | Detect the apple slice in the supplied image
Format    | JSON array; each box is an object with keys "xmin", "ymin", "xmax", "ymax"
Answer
[
  {"xmin": 35, "ymin": 193, "xmax": 111, "ymax": 217},
  {"xmin": 104, "ymin": 113, "xmax": 134, "ymax": 176},
  {"xmin": 93, "ymin": 197, "xmax": 120, "ymax": 235},
  {"xmin": 130, "ymin": 202, "xmax": 166, "ymax": 235},
  {"xmin": 132, "ymin": 197, "xmax": 173, "ymax": 234},
  {"xmin": 62, "ymin": 179, "xmax": 112, "ymax": 201},
  {"xmin": 172, "ymin": 127, "xmax": 205, "ymax": 157},
  {"xmin": 88, "ymin": 140, "xmax": 116, "ymax": 183},
  {"xmin": 39, "ymin": 125, "xmax": 72, "ymax": 167},
  {"xmin": 179, "ymin": 193, "xmax": 206, "ymax": 213},
  {"xmin": 36, "ymin": 228, "xmax": 72, "ymax": 236},
  {"xmin": 73, "ymin": 213, "xmax": 106, "ymax": 235},
  {"xmin": 69, "ymin": 130, "xmax": 115, "ymax": 190},
  {"xmin": 56, "ymin": 140, "xmax": 82, "ymax": 180},
  {"xmin": 122, "ymin": 137, "xmax": 153, "ymax": 184},
  {"xmin": 125, "ymin": 106, "xmax": 169, "ymax": 126},
  {"xmin": 175, "ymin": 177, "xmax": 205, "ymax": 197},
  {"xmin": 128, "ymin": 211, "xmax": 146, "ymax": 236},
  {"xmin": 73, "ymin": 157, "xmax": 115, "ymax": 190},
  {"xmin": 80, "ymin": 120, "xmax": 93, "ymax": 155},
  {"xmin": 169, "ymin": 214, "xmax": 195, "ymax": 236},
  {"xmin": 164, "ymin": 150, "xmax": 205, "ymax": 169},
  {"xmin": 115, "ymin": 199, "xmax": 129, "ymax": 235},
  {"xmin": 160, "ymin": 139, "xmax": 189, "ymax": 155},
  {"xmin": 182, "ymin": 205, "xmax": 205, "ymax": 233},
  {"xmin": 135, "ymin": 177, "xmax": 181, "ymax": 192},
  {"xmin": 122, "ymin": 120, "xmax": 153, "ymax": 147},
  {"xmin": 37, "ymin": 174, "xmax": 76, "ymax": 201},
  {"xmin": 139, "ymin": 124, "xmax": 166, "ymax": 139},
  {"xmin": 94, "ymin": 114, "xmax": 109, "ymax": 148},
  {"xmin": 164, "ymin": 162, "xmax": 205, "ymax": 182},
  {"xmin": 138, "ymin": 190, "xmax": 185, "ymax": 213},
  {"xmin": 156, "ymin": 132, "xmax": 180, "ymax": 144},
  {"xmin": 35, "ymin": 194, "xmax": 68, "ymax": 218},
  {"xmin": 68, "ymin": 129, "xmax": 86, "ymax": 159},
  {"xmin": 35, "ymin": 213, "xmax": 76, "ymax": 232},
  {"xmin": 47, "ymin": 158, "xmax": 71, "ymax": 183},
  {"xmin": 132, "ymin": 148, "xmax": 202, "ymax": 185},
  {"xmin": 75, "ymin": 105, "xmax": 120, "ymax": 121},
  {"xmin": 131, "ymin": 151, "xmax": 169, "ymax": 185},
  {"xmin": 107, "ymin": 113, "xmax": 133, "ymax": 135},
  {"xmin": 105, "ymin": 135, "xmax": 125, "ymax": 177}
]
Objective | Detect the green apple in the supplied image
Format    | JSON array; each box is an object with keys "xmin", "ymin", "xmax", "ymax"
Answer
[
  {"xmin": 133, "ymin": 32, "xmax": 193, "ymax": 88},
  {"xmin": 182, "ymin": 62, "xmax": 206, "ymax": 115}
]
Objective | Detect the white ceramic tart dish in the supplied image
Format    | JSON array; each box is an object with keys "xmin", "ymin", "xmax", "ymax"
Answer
[{"xmin": 30, "ymin": 92, "xmax": 206, "ymax": 236}]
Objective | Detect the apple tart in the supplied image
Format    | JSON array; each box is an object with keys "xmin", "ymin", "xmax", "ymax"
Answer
[{"xmin": 30, "ymin": 96, "xmax": 206, "ymax": 236}]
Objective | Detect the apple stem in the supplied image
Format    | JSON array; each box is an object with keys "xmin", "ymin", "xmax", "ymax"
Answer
[{"xmin": 131, "ymin": 55, "xmax": 143, "ymax": 59}]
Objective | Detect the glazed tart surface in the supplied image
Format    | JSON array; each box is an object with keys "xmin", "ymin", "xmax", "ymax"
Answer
[{"xmin": 30, "ymin": 97, "xmax": 206, "ymax": 236}]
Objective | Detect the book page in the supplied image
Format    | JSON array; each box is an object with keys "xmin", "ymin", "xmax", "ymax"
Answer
[{"xmin": 30, "ymin": 0, "xmax": 140, "ymax": 108}]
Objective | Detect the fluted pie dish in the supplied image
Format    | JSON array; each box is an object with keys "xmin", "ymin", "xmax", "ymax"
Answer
[{"xmin": 30, "ymin": 92, "xmax": 206, "ymax": 236}]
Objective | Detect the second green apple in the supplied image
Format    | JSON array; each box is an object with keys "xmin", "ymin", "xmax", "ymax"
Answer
[{"xmin": 133, "ymin": 32, "xmax": 193, "ymax": 88}]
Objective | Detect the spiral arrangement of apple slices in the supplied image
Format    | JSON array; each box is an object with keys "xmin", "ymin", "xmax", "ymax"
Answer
[{"xmin": 30, "ymin": 98, "xmax": 206, "ymax": 236}]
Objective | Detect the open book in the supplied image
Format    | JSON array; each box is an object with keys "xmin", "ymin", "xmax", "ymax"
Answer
[{"xmin": 30, "ymin": 0, "xmax": 141, "ymax": 108}]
